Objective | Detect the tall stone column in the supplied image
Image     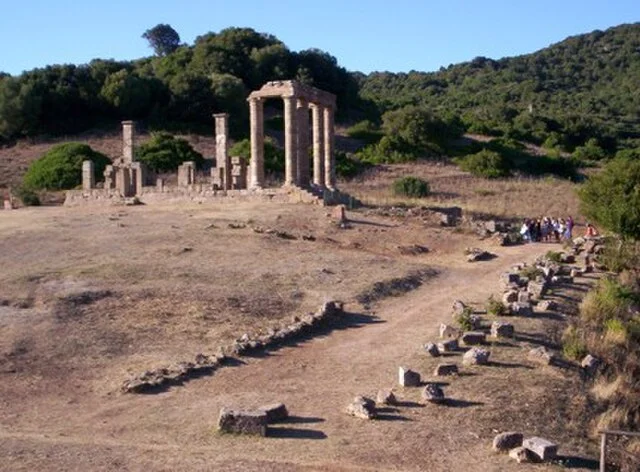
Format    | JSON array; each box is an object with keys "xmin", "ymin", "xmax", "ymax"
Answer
[
  {"xmin": 82, "ymin": 160, "xmax": 95, "ymax": 190},
  {"xmin": 249, "ymin": 98, "xmax": 265, "ymax": 189},
  {"xmin": 283, "ymin": 96, "xmax": 298, "ymax": 186},
  {"xmin": 122, "ymin": 120, "xmax": 135, "ymax": 164},
  {"xmin": 323, "ymin": 106, "xmax": 336, "ymax": 189},
  {"xmin": 214, "ymin": 113, "xmax": 231, "ymax": 190},
  {"xmin": 311, "ymin": 104, "xmax": 325, "ymax": 187},
  {"xmin": 296, "ymin": 99, "xmax": 310, "ymax": 187}
]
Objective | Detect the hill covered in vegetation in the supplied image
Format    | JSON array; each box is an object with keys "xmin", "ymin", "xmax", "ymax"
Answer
[
  {"xmin": 1, "ymin": 23, "xmax": 639, "ymax": 155},
  {"xmin": 359, "ymin": 23, "xmax": 640, "ymax": 152}
]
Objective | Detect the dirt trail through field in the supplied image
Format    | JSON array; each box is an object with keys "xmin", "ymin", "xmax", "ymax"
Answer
[{"xmin": 1, "ymin": 241, "xmax": 584, "ymax": 471}]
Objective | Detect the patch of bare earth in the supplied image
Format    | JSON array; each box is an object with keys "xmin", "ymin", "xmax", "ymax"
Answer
[{"xmin": 0, "ymin": 170, "xmax": 596, "ymax": 470}]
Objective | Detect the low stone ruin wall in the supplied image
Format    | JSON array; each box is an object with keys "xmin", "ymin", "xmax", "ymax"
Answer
[
  {"xmin": 122, "ymin": 301, "xmax": 344, "ymax": 394},
  {"xmin": 64, "ymin": 185, "xmax": 359, "ymax": 207}
]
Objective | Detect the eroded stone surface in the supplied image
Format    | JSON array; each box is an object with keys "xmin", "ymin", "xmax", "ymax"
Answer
[
  {"xmin": 462, "ymin": 347, "xmax": 490, "ymax": 365},
  {"xmin": 376, "ymin": 389, "xmax": 397, "ymax": 405},
  {"xmin": 218, "ymin": 408, "xmax": 268, "ymax": 436},
  {"xmin": 493, "ymin": 432, "xmax": 524, "ymax": 452},
  {"xmin": 461, "ymin": 331, "xmax": 486, "ymax": 345},
  {"xmin": 523, "ymin": 437, "xmax": 558, "ymax": 461},
  {"xmin": 421, "ymin": 383, "xmax": 445, "ymax": 404},
  {"xmin": 434, "ymin": 363, "xmax": 459, "ymax": 376},
  {"xmin": 346, "ymin": 396, "xmax": 376, "ymax": 419},
  {"xmin": 491, "ymin": 321, "xmax": 514, "ymax": 338},
  {"xmin": 259, "ymin": 403, "xmax": 289, "ymax": 423},
  {"xmin": 399, "ymin": 367, "xmax": 421, "ymax": 386}
]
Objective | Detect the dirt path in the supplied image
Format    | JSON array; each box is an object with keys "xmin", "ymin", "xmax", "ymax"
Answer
[{"xmin": 2, "ymin": 241, "xmax": 592, "ymax": 471}]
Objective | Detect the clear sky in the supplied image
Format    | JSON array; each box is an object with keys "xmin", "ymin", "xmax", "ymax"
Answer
[{"xmin": 1, "ymin": 0, "xmax": 638, "ymax": 76}]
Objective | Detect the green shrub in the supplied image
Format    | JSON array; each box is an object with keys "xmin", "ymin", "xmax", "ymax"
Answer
[
  {"xmin": 572, "ymin": 138, "xmax": 608, "ymax": 161},
  {"xmin": 580, "ymin": 277, "xmax": 636, "ymax": 326},
  {"xmin": 137, "ymin": 132, "xmax": 204, "ymax": 172},
  {"xmin": 335, "ymin": 151, "xmax": 370, "ymax": 179},
  {"xmin": 519, "ymin": 266, "xmax": 544, "ymax": 280},
  {"xmin": 486, "ymin": 295, "xmax": 507, "ymax": 316},
  {"xmin": 456, "ymin": 149, "xmax": 510, "ymax": 178},
  {"xmin": 562, "ymin": 326, "xmax": 588, "ymax": 360},
  {"xmin": 14, "ymin": 186, "xmax": 40, "ymax": 206},
  {"xmin": 546, "ymin": 251, "xmax": 563, "ymax": 263},
  {"xmin": 345, "ymin": 120, "xmax": 383, "ymax": 145},
  {"xmin": 229, "ymin": 137, "xmax": 284, "ymax": 174},
  {"xmin": 578, "ymin": 157, "xmax": 640, "ymax": 240},
  {"xmin": 356, "ymin": 136, "xmax": 418, "ymax": 164},
  {"xmin": 456, "ymin": 306, "xmax": 475, "ymax": 331},
  {"xmin": 598, "ymin": 239, "xmax": 640, "ymax": 273},
  {"xmin": 23, "ymin": 143, "xmax": 111, "ymax": 190},
  {"xmin": 392, "ymin": 176, "xmax": 430, "ymax": 198}
]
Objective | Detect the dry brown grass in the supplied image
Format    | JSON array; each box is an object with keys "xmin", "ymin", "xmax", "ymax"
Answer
[{"xmin": 341, "ymin": 161, "xmax": 581, "ymax": 220}]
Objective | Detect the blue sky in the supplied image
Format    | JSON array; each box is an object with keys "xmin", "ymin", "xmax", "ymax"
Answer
[{"xmin": 1, "ymin": 0, "xmax": 638, "ymax": 76}]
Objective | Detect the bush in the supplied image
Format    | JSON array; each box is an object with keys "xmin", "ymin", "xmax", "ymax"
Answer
[
  {"xmin": 546, "ymin": 250, "xmax": 563, "ymax": 263},
  {"xmin": 562, "ymin": 326, "xmax": 588, "ymax": 360},
  {"xmin": 335, "ymin": 151, "xmax": 370, "ymax": 179},
  {"xmin": 137, "ymin": 132, "xmax": 204, "ymax": 172},
  {"xmin": 456, "ymin": 149, "xmax": 510, "ymax": 178},
  {"xmin": 578, "ymin": 157, "xmax": 640, "ymax": 240},
  {"xmin": 572, "ymin": 138, "xmax": 608, "ymax": 161},
  {"xmin": 14, "ymin": 185, "xmax": 40, "ymax": 206},
  {"xmin": 23, "ymin": 143, "xmax": 111, "ymax": 190},
  {"xmin": 355, "ymin": 136, "xmax": 418, "ymax": 164},
  {"xmin": 486, "ymin": 295, "xmax": 507, "ymax": 316},
  {"xmin": 345, "ymin": 120, "xmax": 383, "ymax": 145},
  {"xmin": 598, "ymin": 239, "xmax": 640, "ymax": 273},
  {"xmin": 229, "ymin": 137, "xmax": 284, "ymax": 174},
  {"xmin": 456, "ymin": 306, "xmax": 475, "ymax": 331},
  {"xmin": 392, "ymin": 176, "xmax": 430, "ymax": 198},
  {"xmin": 519, "ymin": 266, "xmax": 544, "ymax": 280}
]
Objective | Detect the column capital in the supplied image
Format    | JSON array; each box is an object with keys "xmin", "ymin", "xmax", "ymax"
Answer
[{"xmin": 213, "ymin": 112, "xmax": 229, "ymax": 119}]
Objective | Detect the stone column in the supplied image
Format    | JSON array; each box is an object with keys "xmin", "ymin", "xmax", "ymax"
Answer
[
  {"xmin": 311, "ymin": 104, "xmax": 325, "ymax": 187},
  {"xmin": 323, "ymin": 106, "xmax": 336, "ymax": 189},
  {"xmin": 214, "ymin": 113, "xmax": 232, "ymax": 190},
  {"xmin": 249, "ymin": 98, "xmax": 265, "ymax": 189},
  {"xmin": 115, "ymin": 167, "xmax": 131, "ymax": 196},
  {"xmin": 131, "ymin": 162, "xmax": 145, "ymax": 195},
  {"xmin": 283, "ymin": 96, "xmax": 298, "ymax": 186},
  {"xmin": 122, "ymin": 120, "xmax": 135, "ymax": 164},
  {"xmin": 296, "ymin": 99, "xmax": 310, "ymax": 187},
  {"xmin": 82, "ymin": 160, "xmax": 95, "ymax": 190}
]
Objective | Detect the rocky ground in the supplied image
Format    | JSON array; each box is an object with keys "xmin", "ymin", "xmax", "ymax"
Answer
[{"xmin": 0, "ymin": 197, "xmax": 601, "ymax": 471}]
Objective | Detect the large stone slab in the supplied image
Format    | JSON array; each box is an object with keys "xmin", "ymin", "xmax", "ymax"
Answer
[
  {"xmin": 461, "ymin": 331, "xmax": 486, "ymax": 345},
  {"xmin": 493, "ymin": 431, "xmax": 524, "ymax": 452},
  {"xmin": 491, "ymin": 321, "xmax": 514, "ymax": 338},
  {"xmin": 463, "ymin": 347, "xmax": 490, "ymax": 365},
  {"xmin": 398, "ymin": 366, "xmax": 421, "ymax": 387},
  {"xmin": 217, "ymin": 408, "xmax": 268, "ymax": 436},
  {"xmin": 346, "ymin": 396, "xmax": 376, "ymax": 419},
  {"xmin": 434, "ymin": 363, "xmax": 459, "ymax": 376},
  {"xmin": 523, "ymin": 436, "xmax": 558, "ymax": 461},
  {"xmin": 437, "ymin": 339, "xmax": 459, "ymax": 353},
  {"xmin": 259, "ymin": 403, "xmax": 289, "ymax": 423}
]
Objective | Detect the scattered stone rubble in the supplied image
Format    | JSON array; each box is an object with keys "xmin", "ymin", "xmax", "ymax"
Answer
[
  {"xmin": 217, "ymin": 408, "xmax": 268, "ymax": 436},
  {"xmin": 346, "ymin": 396, "xmax": 377, "ymax": 419},
  {"xmin": 465, "ymin": 247, "xmax": 496, "ymax": 262},
  {"xmin": 122, "ymin": 301, "xmax": 344, "ymax": 393}
]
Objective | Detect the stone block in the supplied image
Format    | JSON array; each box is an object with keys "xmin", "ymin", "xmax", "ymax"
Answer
[
  {"xmin": 493, "ymin": 432, "xmax": 524, "ymax": 452},
  {"xmin": 424, "ymin": 342, "xmax": 440, "ymax": 357},
  {"xmin": 501, "ymin": 272, "xmax": 520, "ymax": 285},
  {"xmin": 509, "ymin": 302, "xmax": 533, "ymax": 317},
  {"xmin": 536, "ymin": 300, "xmax": 558, "ymax": 312},
  {"xmin": 421, "ymin": 383, "xmax": 445, "ymax": 404},
  {"xmin": 509, "ymin": 446, "xmax": 531, "ymax": 463},
  {"xmin": 437, "ymin": 339, "xmax": 458, "ymax": 353},
  {"xmin": 434, "ymin": 363, "xmax": 458, "ymax": 376},
  {"xmin": 452, "ymin": 300, "xmax": 466, "ymax": 316},
  {"xmin": 463, "ymin": 347, "xmax": 490, "ymax": 365},
  {"xmin": 523, "ymin": 436, "xmax": 558, "ymax": 461},
  {"xmin": 217, "ymin": 408, "xmax": 267, "ymax": 436},
  {"xmin": 581, "ymin": 354, "xmax": 600, "ymax": 372},
  {"xmin": 491, "ymin": 321, "xmax": 514, "ymax": 338},
  {"xmin": 528, "ymin": 347, "xmax": 555, "ymax": 366},
  {"xmin": 517, "ymin": 290, "xmax": 531, "ymax": 304},
  {"xmin": 439, "ymin": 323, "xmax": 460, "ymax": 339},
  {"xmin": 527, "ymin": 280, "xmax": 548, "ymax": 298},
  {"xmin": 376, "ymin": 389, "xmax": 397, "ymax": 406},
  {"xmin": 3, "ymin": 199, "xmax": 14, "ymax": 210},
  {"xmin": 259, "ymin": 403, "xmax": 288, "ymax": 423},
  {"xmin": 502, "ymin": 290, "xmax": 519, "ymax": 304},
  {"xmin": 398, "ymin": 366, "xmax": 421, "ymax": 387},
  {"xmin": 461, "ymin": 331, "xmax": 486, "ymax": 345},
  {"xmin": 346, "ymin": 396, "xmax": 376, "ymax": 419}
]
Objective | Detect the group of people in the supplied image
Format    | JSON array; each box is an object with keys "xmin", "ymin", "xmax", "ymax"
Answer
[{"xmin": 520, "ymin": 216, "xmax": 575, "ymax": 243}]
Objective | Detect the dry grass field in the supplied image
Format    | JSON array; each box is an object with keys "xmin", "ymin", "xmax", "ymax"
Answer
[{"xmin": 0, "ymin": 134, "xmax": 602, "ymax": 471}]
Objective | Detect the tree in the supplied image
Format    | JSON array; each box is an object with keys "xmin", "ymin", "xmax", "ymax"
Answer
[
  {"xmin": 136, "ymin": 133, "xmax": 204, "ymax": 172},
  {"xmin": 142, "ymin": 24, "xmax": 181, "ymax": 56},
  {"xmin": 23, "ymin": 143, "xmax": 110, "ymax": 190},
  {"xmin": 578, "ymin": 157, "xmax": 640, "ymax": 240}
]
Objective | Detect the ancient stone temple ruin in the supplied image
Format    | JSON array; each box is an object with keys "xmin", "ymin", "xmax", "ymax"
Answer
[
  {"xmin": 247, "ymin": 80, "xmax": 336, "ymax": 191},
  {"xmin": 67, "ymin": 80, "xmax": 354, "ymax": 206}
]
